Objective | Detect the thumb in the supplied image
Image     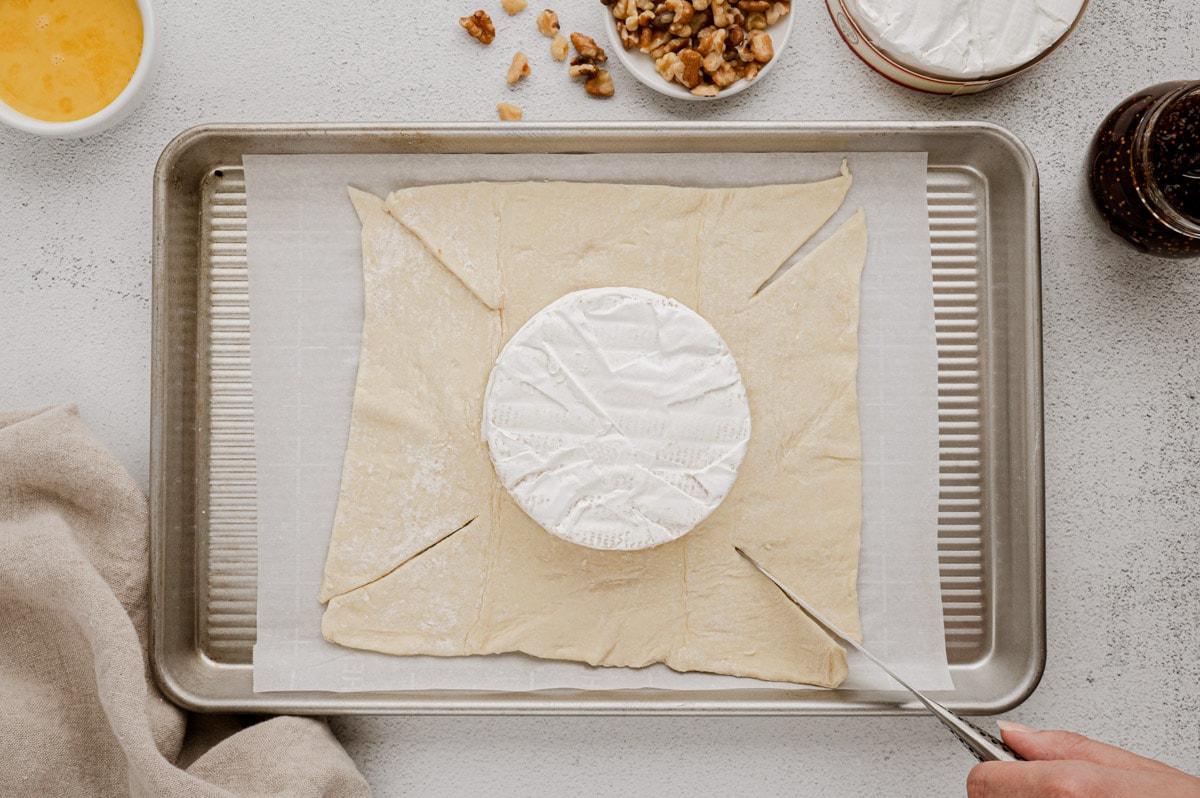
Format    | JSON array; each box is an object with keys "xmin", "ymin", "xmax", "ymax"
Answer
[{"xmin": 998, "ymin": 723, "xmax": 1181, "ymax": 775}]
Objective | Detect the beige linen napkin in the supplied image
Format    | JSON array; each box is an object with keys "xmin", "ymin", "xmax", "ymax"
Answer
[{"xmin": 0, "ymin": 405, "xmax": 370, "ymax": 797}]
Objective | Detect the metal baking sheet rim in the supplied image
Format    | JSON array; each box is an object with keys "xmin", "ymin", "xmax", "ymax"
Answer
[{"xmin": 150, "ymin": 122, "xmax": 1045, "ymax": 716}]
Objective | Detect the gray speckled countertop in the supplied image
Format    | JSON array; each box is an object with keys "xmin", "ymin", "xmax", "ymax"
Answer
[{"xmin": 2, "ymin": 1, "xmax": 1198, "ymax": 795}]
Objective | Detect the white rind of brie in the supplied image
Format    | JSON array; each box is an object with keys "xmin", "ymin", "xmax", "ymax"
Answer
[
  {"xmin": 482, "ymin": 287, "xmax": 752, "ymax": 551},
  {"xmin": 850, "ymin": 0, "xmax": 1086, "ymax": 80}
]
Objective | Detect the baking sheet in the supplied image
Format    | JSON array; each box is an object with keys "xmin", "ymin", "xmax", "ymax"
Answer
[{"xmin": 245, "ymin": 152, "xmax": 952, "ymax": 693}]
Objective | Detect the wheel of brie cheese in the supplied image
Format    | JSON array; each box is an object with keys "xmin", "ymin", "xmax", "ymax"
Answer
[{"xmin": 482, "ymin": 287, "xmax": 752, "ymax": 551}]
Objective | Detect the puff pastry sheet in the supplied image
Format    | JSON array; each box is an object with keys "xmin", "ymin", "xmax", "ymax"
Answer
[{"xmin": 319, "ymin": 172, "xmax": 867, "ymax": 687}]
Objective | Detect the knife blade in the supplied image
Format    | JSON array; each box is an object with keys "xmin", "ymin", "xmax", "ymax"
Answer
[{"xmin": 734, "ymin": 546, "xmax": 1021, "ymax": 763}]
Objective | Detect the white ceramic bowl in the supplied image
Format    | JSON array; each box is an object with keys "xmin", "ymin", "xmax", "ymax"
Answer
[
  {"xmin": 602, "ymin": 4, "xmax": 794, "ymax": 101},
  {"xmin": 0, "ymin": 0, "xmax": 161, "ymax": 138}
]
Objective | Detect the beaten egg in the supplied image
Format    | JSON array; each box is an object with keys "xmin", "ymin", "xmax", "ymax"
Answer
[{"xmin": 0, "ymin": 0, "xmax": 143, "ymax": 123}]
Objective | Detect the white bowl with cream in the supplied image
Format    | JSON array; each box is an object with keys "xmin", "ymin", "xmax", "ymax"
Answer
[
  {"xmin": 827, "ymin": 0, "xmax": 1088, "ymax": 94},
  {"xmin": 602, "ymin": 4, "xmax": 795, "ymax": 101},
  {"xmin": 0, "ymin": 0, "xmax": 161, "ymax": 138}
]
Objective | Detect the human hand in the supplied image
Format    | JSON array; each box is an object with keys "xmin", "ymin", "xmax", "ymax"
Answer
[{"xmin": 967, "ymin": 722, "xmax": 1200, "ymax": 797}]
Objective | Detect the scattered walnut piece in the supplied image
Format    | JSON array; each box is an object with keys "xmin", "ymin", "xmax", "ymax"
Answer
[
  {"xmin": 584, "ymin": 69, "xmax": 615, "ymax": 96},
  {"xmin": 507, "ymin": 51, "xmax": 531, "ymax": 83},
  {"xmin": 460, "ymin": 10, "xmax": 496, "ymax": 44},
  {"xmin": 604, "ymin": 0, "xmax": 787, "ymax": 94},
  {"xmin": 497, "ymin": 102, "xmax": 523, "ymax": 121},
  {"xmin": 570, "ymin": 32, "xmax": 607, "ymax": 61},
  {"xmin": 567, "ymin": 30, "xmax": 614, "ymax": 96},
  {"xmin": 501, "ymin": 0, "xmax": 528, "ymax": 13},
  {"xmin": 536, "ymin": 9, "xmax": 560, "ymax": 36},
  {"xmin": 550, "ymin": 33, "xmax": 569, "ymax": 60},
  {"xmin": 568, "ymin": 57, "xmax": 599, "ymax": 77}
]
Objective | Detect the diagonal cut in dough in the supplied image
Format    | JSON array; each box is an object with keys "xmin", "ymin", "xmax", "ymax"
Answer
[
  {"xmin": 318, "ymin": 189, "xmax": 499, "ymax": 604},
  {"xmin": 320, "ymin": 171, "xmax": 867, "ymax": 687}
]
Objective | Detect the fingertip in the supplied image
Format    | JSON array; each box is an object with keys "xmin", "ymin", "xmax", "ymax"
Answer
[
  {"xmin": 1028, "ymin": 729, "xmax": 1096, "ymax": 759},
  {"xmin": 997, "ymin": 720, "xmax": 1038, "ymax": 735},
  {"xmin": 965, "ymin": 762, "xmax": 987, "ymax": 798},
  {"xmin": 966, "ymin": 760, "xmax": 1009, "ymax": 798},
  {"xmin": 997, "ymin": 721, "xmax": 1046, "ymax": 760},
  {"xmin": 1000, "ymin": 728, "xmax": 1175, "ymax": 773}
]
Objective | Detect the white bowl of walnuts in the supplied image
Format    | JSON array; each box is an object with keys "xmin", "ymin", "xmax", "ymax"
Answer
[{"xmin": 601, "ymin": 0, "xmax": 793, "ymax": 100}]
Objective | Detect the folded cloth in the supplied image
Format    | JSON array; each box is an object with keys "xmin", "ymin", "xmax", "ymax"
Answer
[{"xmin": 0, "ymin": 405, "xmax": 370, "ymax": 797}]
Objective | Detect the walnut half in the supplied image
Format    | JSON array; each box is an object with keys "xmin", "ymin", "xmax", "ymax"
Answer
[
  {"xmin": 501, "ymin": 0, "xmax": 528, "ymax": 14},
  {"xmin": 460, "ymin": 10, "xmax": 496, "ymax": 44}
]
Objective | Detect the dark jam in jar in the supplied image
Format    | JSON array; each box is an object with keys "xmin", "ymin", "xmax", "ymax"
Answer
[{"xmin": 1087, "ymin": 81, "xmax": 1200, "ymax": 258}]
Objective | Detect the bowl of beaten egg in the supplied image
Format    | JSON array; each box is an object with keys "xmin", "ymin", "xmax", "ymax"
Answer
[{"xmin": 0, "ymin": 0, "xmax": 160, "ymax": 137}]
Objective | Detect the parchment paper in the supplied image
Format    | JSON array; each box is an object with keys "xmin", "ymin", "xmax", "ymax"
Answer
[{"xmin": 245, "ymin": 152, "xmax": 952, "ymax": 693}]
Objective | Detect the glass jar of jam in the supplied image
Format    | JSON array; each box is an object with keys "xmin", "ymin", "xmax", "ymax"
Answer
[{"xmin": 1087, "ymin": 81, "xmax": 1200, "ymax": 258}]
